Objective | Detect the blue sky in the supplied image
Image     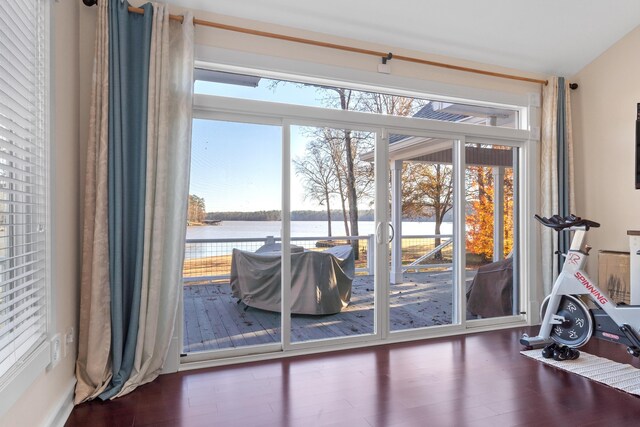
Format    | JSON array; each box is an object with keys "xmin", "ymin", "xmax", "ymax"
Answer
[
  {"xmin": 194, "ymin": 78, "xmax": 323, "ymax": 106},
  {"xmin": 191, "ymin": 79, "xmax": 337, "ymax": 212}
]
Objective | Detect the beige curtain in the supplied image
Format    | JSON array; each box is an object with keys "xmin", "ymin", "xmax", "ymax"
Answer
[
  {"xmin": 540, "ymin": 77, "xmax": 575, "ymax": 296},
  {"xmin": 75, "ymin": 0, "xmax": 112, "ymax": 404},
  {"xmin": 115, "ymin": 4, "xmax": 194, "ymax": 398},
  {"xmin": 75, "ymin": 1, "xmax": 195, "ymax": 402}
]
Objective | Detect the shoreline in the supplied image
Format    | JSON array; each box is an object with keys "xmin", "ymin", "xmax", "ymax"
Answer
[{"xmin": 182, "ymin": 241, "xmax": 460, "ymax": 280}]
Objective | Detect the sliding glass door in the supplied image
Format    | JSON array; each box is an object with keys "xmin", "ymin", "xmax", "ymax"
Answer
[
  {"xmin": 183, "ymin": 119, "xmax": 282, "ymax": 354},
  {"xmin": 465, "ymin": 143, "xmax": 520, "ymax": 320},
  {"xmin": 183, "ymin": 118, "xmax": 388, "ymax": 357},
  {"xmin": 387, "ymin": 136, "xmax": 458, "ymax": 333},
  {"xmin": 183, "ymin": 89, "xmax": 529, "ymax": 363},
  {"xmin": 287, "ymin": 124, "xmax": 379, "ymax": 344}
]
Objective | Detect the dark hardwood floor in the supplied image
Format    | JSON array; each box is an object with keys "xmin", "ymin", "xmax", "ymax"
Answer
[{"xmin": 65, "ymin": 327, "xmax": 640, "ymax": 427}]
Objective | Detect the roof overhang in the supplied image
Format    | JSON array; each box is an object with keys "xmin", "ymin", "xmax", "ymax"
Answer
[{"xmin": 361, "ymin": 136, "xmax": 514, "ymax": 167}]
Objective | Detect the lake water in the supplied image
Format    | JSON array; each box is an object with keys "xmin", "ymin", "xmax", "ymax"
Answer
[{"xmin": 185, "ymin": 220, "xmax": 453, "ymax": 259}]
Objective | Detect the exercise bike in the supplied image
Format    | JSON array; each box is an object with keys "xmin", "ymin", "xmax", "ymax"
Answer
[{"xmin": 520, "ymin": 214, "xmax": 640, "ymax": 361}]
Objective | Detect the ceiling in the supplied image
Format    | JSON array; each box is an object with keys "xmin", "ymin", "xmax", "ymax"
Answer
[{"xmin": 173, "ymin": 0, "xmax": 640, "ymax": 77}]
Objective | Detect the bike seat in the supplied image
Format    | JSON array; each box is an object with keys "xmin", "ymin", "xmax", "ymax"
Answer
[{"xmin": 534, "ymin": 214, "xmax": 600, "ymax": 231}]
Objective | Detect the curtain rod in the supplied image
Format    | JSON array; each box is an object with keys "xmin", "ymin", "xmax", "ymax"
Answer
[{"xmin": 84, "ymin": 1, "xmax": 549, "ymax": 86}]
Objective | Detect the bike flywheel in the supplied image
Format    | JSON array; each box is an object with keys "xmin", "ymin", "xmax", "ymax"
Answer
[{"xmin": 540, "ymin": 294, "xmax": 593, "ymax": 348}]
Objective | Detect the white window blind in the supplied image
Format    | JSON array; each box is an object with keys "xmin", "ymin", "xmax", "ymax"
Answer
[{"xmin": 0, "ymin": 0, "xmax": 49, "ymax": 381}]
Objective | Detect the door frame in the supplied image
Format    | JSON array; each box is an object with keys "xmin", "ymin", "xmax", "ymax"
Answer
[{"xmin": 180, "ymin": 93, "xmax": 532, "ymax": 368}]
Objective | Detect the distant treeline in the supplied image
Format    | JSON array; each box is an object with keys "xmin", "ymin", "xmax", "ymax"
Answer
[
  {"xmin": 205, "ymin": 209, "xmax": 445, "ymax": 222},
  {"xmin": 205, "ymin": 210, "xmax": 374, "ymax": 221},
  {"xmin": 206, "ymin": 210, "xmax": 282, "ymax": 221}
]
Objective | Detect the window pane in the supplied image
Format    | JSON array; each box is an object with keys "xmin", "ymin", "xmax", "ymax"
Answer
[
  {"xmin": 289, "ymin": 124, "xmax": 376, "ymax": 342},
  {"xmin": 465, "ymin": 143, "xmax": 519, "ymax": 320},
  {"xmin": 389, "ymin": 137, "xmax": 457, "ymax": 332},
  {"xmin": 194, "ymin": 70, "xmax": 520, "ymax": 128},
  {"xmin": 183, "ymin": 119, "xmax": 282, "ymax": 353}
]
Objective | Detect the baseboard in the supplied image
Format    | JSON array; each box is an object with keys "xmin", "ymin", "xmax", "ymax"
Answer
[{"xmin": 42, "ymin": 378, "xmax": 76, "ymax": 427}]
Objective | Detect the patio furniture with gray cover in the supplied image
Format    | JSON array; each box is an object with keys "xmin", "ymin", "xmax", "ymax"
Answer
[
  {"xmin": 230, "ymin": 244, "xmax": 354, "ymax": 315},
  {"xmin": 466, "ymin": 257, "xmax": 513, "ymax": 317}
]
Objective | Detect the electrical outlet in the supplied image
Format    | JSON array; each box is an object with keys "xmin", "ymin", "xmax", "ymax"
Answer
[{"xmin": 49, "ymin": 334, "xmax": 61, "ymax": 369}]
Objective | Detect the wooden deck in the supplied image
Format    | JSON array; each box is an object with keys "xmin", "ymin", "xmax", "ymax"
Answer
[{"xmin": 183, "ymin": 271, "xmax": 478, "ymax": 353}]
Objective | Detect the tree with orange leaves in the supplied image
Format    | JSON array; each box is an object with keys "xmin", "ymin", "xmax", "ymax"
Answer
[{"xmin": 466, "ymin": 166, "xmax": 513, "ymax": 261}]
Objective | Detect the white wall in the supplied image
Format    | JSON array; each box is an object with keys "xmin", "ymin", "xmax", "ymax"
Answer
[
  {"xmin": 121, "ymin": 1, "xmax": 545, "ymax": 97},
  {"xmin": 572, "ymin": 25, "xmax": 640, "ymax": 272},
  {"xmin": 1, "ymin": 1, "xmax": 81, "ymax": 426}
]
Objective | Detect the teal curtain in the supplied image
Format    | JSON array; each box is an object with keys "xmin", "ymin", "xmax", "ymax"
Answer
[
  {"xmin": 557, "ymin": 77, "xmax": 569, "ymax": 270},
  {"xmin": 100, "ymin": 0, "xmax": 153, "ymax": 401}
]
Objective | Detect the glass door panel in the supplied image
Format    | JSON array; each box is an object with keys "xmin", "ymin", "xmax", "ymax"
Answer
[
  {"xmin": 465, "ymin": 143, "xmax": 519, "ymax": 320},
  {"xmin": 183, "ymin": 119, "xmax": 282, "ymax": 354},
  {"xmin": 389, "ymin": 137, "xmax": 457, "ymax": 332},
  {"xmin": 289, "ymin": 125, "xmax": 376, "ymax": 342}
]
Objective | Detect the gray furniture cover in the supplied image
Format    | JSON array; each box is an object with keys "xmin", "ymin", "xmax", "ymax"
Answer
[
  {"xmin": 255, "ymin": 243, "xmax": 304, "ymax": 254},
  {"xmin": 466, "ymin": 257, "xmax": 513, "ymax": 317},
  {"xmin": 230, "ymin": 245, "xmax": 355, "ymax": 315}
]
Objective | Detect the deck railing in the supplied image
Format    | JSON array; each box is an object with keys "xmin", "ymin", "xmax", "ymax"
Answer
[{"xmin": 183, "ymin": 234, "xmax": 453, "ymax": 283}]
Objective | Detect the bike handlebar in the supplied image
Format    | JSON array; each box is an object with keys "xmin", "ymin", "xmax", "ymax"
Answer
[{"xmin": 534, "ymin": 214, "xmax": 600, "ymax": 231}]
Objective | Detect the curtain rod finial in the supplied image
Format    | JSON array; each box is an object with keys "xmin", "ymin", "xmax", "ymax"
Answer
[
  {"xmin": 569, "ymin": 83, "xmax": 579, "ymax": 90},
  {"xmin": 82, "ymin": 0, "xmax": 98, "ymax": 6}
]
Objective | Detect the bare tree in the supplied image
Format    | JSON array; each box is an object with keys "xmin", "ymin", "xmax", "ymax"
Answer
[
  {"xmin": 357, "ymin": 92, "xmax": 425, "ymax": 116},
  {"xmin": 299, "ymin": 126, "xmax": 375, "ymax": 236},
  {"xmin": 314, "ymin": 88, "xmax": 385, "ymax": 256},
  {"xmin": 280, "ymin": 82, "xmax": 437, "ymax": 260},
  {"xmin": 293, "ymin": 142, "xmax": 337, "ymax": 236},
  {"xmin": 315, "ymin": 128, "xmax": 351, "ymax": 235},
  {"xmin": 327, "ymin": 89, "xmax": 361, "ymax": 250}
]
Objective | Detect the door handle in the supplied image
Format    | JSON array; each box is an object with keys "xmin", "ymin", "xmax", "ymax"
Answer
[
  {"xmin": 376, "ymin": 222, "xmax": 383, "ymax": 244},
  {"xmin": 376, "ymin": 222, "xmax": 394, "ymax": 244}
]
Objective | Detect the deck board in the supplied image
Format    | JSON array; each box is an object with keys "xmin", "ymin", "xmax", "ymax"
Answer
[
  {"xmin": 183, "ymin": 288, "xmax": 205, "ymax": 352},
  {"xmin": 183, "ymin": 271, "xmax": 478, "ymax": 353},
  {"xmin": 192, "ymin": 295, "xmax": 221, "ymax": 350}
]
